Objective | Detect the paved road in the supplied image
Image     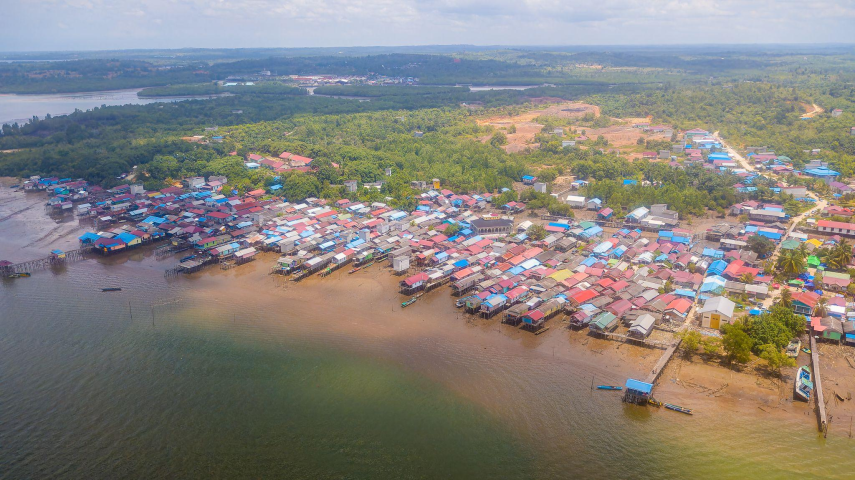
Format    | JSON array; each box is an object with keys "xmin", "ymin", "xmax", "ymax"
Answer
[{"xmin": 713, "ymin": 132, "xmax": 827, "ymax": 308}]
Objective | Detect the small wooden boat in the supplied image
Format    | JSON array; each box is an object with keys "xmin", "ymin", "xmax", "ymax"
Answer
[
  {"xmin": 664, "ymin": 403, "xmax": 693, "ymax": 415},
  {"xmin": 786, "ymin": 338, "xmax": 801, "ymax": 358},
  {"xmin": 348, "ymin": 266, "xmax": 361, "ymax": 274},
  {"xmin": 597, "ymin": 385, "xmax": 623, "ymax": 391},
  {"xmin": 647, "ymin": 398, "xmax": 663, "ymax": 407},
  {"xmin": 8, "ymin": 272, "xmax": 30, "ymax": 278},
  {"xmin": 794, "ymin": 365, "xmax": 812, "ymax": 402},
  {"xmin": 101, "ymin": 287, "xmax": 122, "ymax": 292},
  {"xmin": 456, "ymin": 295, "xmax": 476, "ymax": 308},
  {"xmin": 802, "ymin": 347, "xmax": 811, "ymax": 355},
  {"xmin": 180, "ymin": 254, "xmax": 196, "ymax": 263},
  {"xmin": 401, "ymin": 296, "xmax": 419, "ymax": 308}
]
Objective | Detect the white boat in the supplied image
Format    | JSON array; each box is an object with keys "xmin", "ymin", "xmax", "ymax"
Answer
[
  {"xmin": 786, "ymin": 338, "xmax": 801, "ymax": 358},
  {"xmin": 794, "ymin": 366, "xmax": 812, "ymax": 402}
]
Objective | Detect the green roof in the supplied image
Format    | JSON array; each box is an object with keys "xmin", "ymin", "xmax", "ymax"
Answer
[
  {"xmin": 591, "ymin": 312, "xmax": 617, "ymax": 330},
  {"xmin": 780, "ymin": 239, "xmax": 800, "ymax": 250},
  {"xmin": 807, "ymin": 255, "xmax": 820, "ymax": 267}
]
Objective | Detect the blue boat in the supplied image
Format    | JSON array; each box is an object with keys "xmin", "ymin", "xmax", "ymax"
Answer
[{"xmin": 597, "ymin": 385, "xmax": 622, "ymax": 391}]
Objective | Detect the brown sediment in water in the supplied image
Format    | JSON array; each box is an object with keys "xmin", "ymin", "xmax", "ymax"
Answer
[
  {"xmin": 0, "ymin": 177, "xmax": 86, "ymax": 261},
  {"xmin": 171, "ymin": 254, "xmax": 851, "ymax": 435},
  {"xmin": 4, "ymin": 177, "xmax": 852, "ymax": 437}
]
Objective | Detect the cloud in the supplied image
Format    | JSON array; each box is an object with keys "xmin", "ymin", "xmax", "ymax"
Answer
[{"xmin": 2, "ymin": 0, "xmax": 855, "ymax": 50}]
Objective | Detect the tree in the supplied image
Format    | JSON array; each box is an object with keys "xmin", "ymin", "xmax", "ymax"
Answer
[
  {"xmin": 779, "ymin": 288, "xmax": 793, "ymax": 309},
  {"xmin": 679, "ymin": 330, "xmax": 702, "ymax": 356},
  {"xmin": 527, "ymin": 224, "xmax": 547, "ymax": 241},
  {"xmin": 747, "ymin": 234, "xmax": 775, "ymax": 257},
  {"xmin": 721, "ymin": 324, "xmax": 753, "ymax": 364},
  {"xmin": 659, "ymin": 278, "xmax": 674, "ymax": 294},
  {"xmin": 495, "ymin": 189, "xmax": 518, "ymax": 206},
  {"xmin": 443, "ymin": 224, "xmax": 461, "ymax": 237},
  {"xmin": 815, "ymin": 297, "xmax": 829, "ymax": 318},
  {"xmin": 759, "ymin": 343, "xmax": 795, "ymax": 375},
  {"xmin": 827, "ymin": 239, "xmax": 852, "ymax": 270},
  {"xmin": 490, "ymin": 131, "xmax": 508, "ymax": 147},
  {"xmin": 738, "ymin": 272, "xmax": 755, "ymax": 284},
  {"xmin": 776, "ymin": 249, "xmax": 806, "ymax": 278},
  {"xmin": 702, "ymin": 337, "xmax": 720, "ymax": 356},
  {"xmin": 507, "ymin": 124, "xmax": 516, "ymax": 134}
]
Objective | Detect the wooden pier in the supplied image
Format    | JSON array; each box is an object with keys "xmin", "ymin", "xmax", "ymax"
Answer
[
  {"xmin": 809, "ymin": 335, "xmax": 828, "ymax": 434},
  {"xmin": 1, "ymin": 246, "xmax": 93, "ymax": 276},
  {"xmin": 644, "ymin": 338, "xmax": 682, "ymax": 385}
]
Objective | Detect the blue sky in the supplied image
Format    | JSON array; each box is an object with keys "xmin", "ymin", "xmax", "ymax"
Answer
[{"xmin": 2, "ymin": 0, "xmax": 855, "ymax": 51}]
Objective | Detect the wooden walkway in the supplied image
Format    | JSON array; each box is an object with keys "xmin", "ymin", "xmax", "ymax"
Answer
[
  {"xmin": 810, "ymin": 336, "xmax": 828, "ymax": 434},
  {"xmin": 644, "ymin": 339, "xmax": 682, "ymax": 385},
  {"xmin": 2, "ymin": 246, "xmax": 93, "ymax": 276}
]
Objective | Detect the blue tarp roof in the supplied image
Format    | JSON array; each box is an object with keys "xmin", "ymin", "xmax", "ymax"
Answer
[
  {"xmin": 625, "ymin": 379, "xmax": 653, "ymax": 394},
  {"xmin": 674, "ymin": 289, "xmax": 696, "ymax": 299},
  {"xmin": 116, "ymin": 232, "xmax": 138, "ymax": 244},
  {"xmin": 757, "ymin": 231, "xmax": 782, "ymax": 241},
  {"xmin": 79, "ymin": 232, "xmax": 100, "ymax": 242},
  {"xmin": 453, "ymin": 259, "xmax": 469, "ymax": 268},
  {"xmin": 708, "ymin": 260, "xmax": 728, "ymax": 276},
  {"xmin": 703, "ymin": 247, "xmax": 724, "ymax": 259},
  {"xmin": 484, "ymin": 294, "xmax": 508, "ymax": 308},
  {"xmin": 142, "ymin": 216, "xmax": 166, "ymax": 224}
]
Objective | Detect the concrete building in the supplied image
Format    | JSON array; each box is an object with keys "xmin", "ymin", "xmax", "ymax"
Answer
[
  {"xmin": 697, "ymin": 296, "xmax": 736, "ymax": 329},
  {"xmin": 565, "ymin": 195, "xmax": 586, "ymax": 208},
  {"xmin": 470, "ymin": 218, "xmax": 513, "ymax": 236}
]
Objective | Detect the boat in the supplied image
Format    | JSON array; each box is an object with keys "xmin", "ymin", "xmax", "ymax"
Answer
[
  {"xmin": 794, "ymin": 365, "xmax": 813, "ymax": 402},
  {"xmin": 802, "ymin": 347, "xmax": 811, "ymax": 355},
  {"xmin": 101, "ymin": 287, "xmax": 122, "ymax": 292},
  {"xmin": 7, "ymin": 272, "xmax": 30, "ymax": 278},
  {"xmin": 456, "ymin": 295, "xmax": 476, "ymax": 308},
  {"xmin": 401, "ymin": 296, "xmax": 420, "ymax": 308},
  {"xmin": 786, "ymin": 338, "xmax": 802, "ymax": 358},
  {"xmin": 180, "ymin": 254, "xmax": 197, "ymax": 263},
  {"xmin": 664, "ymin": 403, "xmax": 693, "ymax": 415},
  {"xmin": 597, "ymin": 385, "xmax": 623, "ymax": 391},
  {"xmin": 647, "ymin": 397, "xmax": 663, "ymax": 407}
]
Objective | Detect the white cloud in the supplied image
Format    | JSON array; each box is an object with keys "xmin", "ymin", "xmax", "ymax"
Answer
[{"xmin": 2, "ymin": 0, "xmax": 855, "ymax": 50}]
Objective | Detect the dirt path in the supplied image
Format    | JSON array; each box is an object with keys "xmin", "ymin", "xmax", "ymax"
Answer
[
  {"xmin": 713, "ymin": 131, "xmax": 827, "ymax": 307},
  {"xmin": 800, "ymin": 102, "xmax": 824, "ymax": 119}
]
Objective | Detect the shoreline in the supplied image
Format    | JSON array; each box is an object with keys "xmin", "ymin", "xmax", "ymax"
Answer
[{"xmin": 3, "ymin": 177, "xmax": 854, "ymax": 439}]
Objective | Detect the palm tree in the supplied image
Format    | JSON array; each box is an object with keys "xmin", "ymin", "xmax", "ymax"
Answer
[
  {"xmin": 776, "ymin": 249, "xmax": 806, "ymax": 278},
  {"xmin": 815, "ymin": 297, "xmax": 829, "ymax": 317},
  {"xmin": 738, "ymin": 272, "xmax": 755, "ymax": 284},
  {"xmin": 797, "ymin": 242, "xmax": 809, "ymax": 259},
  {"xmin": 779, "ymin": 288, "xmax": 793, "ymax": 309},
  {"xmin": 828, "ymin": 240, "xmax": 852, "ymax": 270}
]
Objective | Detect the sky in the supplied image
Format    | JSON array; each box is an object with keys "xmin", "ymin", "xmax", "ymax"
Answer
[{"xmin": 2, "ymin": 0, "xmax": 855, "ymax": 51}]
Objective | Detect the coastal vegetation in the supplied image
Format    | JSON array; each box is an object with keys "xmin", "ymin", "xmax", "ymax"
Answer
[{"xmin": 138, "ymin": 82, "xmax": 307, "ymax": 97}]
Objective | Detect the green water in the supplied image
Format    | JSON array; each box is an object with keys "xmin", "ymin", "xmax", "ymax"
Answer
[{"xmin": 3, "ymin": 258, "xmax": 855, "ymax": 479}]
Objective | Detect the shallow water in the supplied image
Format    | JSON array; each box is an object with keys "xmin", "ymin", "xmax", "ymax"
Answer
[
  {"xmin": 3, "ymin": 251, "xmax": 855, "ymax": 479},
  {"xmin": 0, "ymin": 89, "xmax": 222, "ymax": 126}
]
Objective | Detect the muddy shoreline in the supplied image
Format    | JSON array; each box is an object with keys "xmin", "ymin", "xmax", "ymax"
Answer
[{"xmin": 2, "ymin": 178, "xmax": 853, "ymax": 439}]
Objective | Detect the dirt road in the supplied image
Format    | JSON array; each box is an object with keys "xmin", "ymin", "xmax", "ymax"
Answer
[{"xmin": 713, "ymin": 132, "xmax": 827, "ymax": 307}]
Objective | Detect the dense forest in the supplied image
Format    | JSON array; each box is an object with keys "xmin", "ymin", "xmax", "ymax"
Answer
[
  {"xmin": 588, "ymin": 82, "xmax": 855, "ymax": 175},
  {"xmin": 3, "ymin": 47, "xmax": 855, "ymax": 211}
]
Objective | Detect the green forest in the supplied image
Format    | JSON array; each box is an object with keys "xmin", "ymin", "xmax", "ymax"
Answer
[{"xmin": 3, "ymin": 47, "xmax": 855, "ymax": 209}]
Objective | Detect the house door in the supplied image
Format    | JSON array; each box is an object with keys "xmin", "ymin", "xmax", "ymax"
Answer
[{"xmin": 710, "ymin": 314, "xmax": 721, "ymax": 329}]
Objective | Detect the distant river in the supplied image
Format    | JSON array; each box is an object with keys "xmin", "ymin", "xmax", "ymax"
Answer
[{"xmin": 0, "ymin": 89, "xmax": 223, "ymax": 126}]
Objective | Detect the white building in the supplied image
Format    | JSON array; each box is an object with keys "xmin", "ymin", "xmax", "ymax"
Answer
[
  {"xmin": 698, "ymin": 296, "xmax": 736, "ymax": 329},
  {"xmin": 565, "ymin": 195, "xmax": 586, "ymax": 208}
]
